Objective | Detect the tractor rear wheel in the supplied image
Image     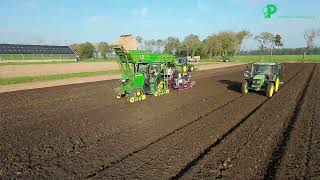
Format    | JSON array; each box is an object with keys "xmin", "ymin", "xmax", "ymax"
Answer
[
  {"xmin": 154, "ymin": 81, "xmax": 166, "ymax": 96},
  {"xmin": 241, "ymin": 81, "xmax": 249, "ymax": 94},
  {"xmin": 266, "ymin": 83, "xmax": 275, "ymax": 98}
]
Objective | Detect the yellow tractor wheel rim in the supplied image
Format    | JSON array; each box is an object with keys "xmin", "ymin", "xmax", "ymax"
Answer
[
  {"xmin": 129, "ymin": 97, "xmax": 135, "ymax": 103},
  {"xmin": 136, "ymin": 90, "xmax": 141, "ymax": 96},
  {"xmin": 141, "ymin": 95, "xmax": 146, "ymax": 100},
  {"xmin": 183, "ymin": 66, "xmax": 187, "ymax": 73},
  {"xmin": 275, "ymin": 78, "xmax": 280, "ymax": 92},
  {"xmin": 269, "ymin": 84, "xmax": 274, "ymax": 97},
  {"xmin": 244, "ymin": 83, "xmax": 248, "ymax": 93},
  {"xmin": 116, "ymin": 94, "xmax": 121, "ymax": 99},
  {"xmin": 157, "ymin": 81, "xmax": 165, "ymax": 94}
]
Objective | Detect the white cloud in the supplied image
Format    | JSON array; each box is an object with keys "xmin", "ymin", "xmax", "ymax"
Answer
[
  {"xmin": 141, "ymin": 7, "xmax": 148, "ymax": 16},
  {"xmin": 132, "ymin": 7, "xmax": 149, "ymax": 16},
  {"xmin": 87, "ymin": 15, "xmax": 108, "ymax": 24}
]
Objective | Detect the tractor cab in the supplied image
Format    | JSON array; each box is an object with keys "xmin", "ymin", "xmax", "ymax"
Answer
[
  {"xmin": 242, "ymin": 63, "xmax": 283, "ymax": 98},
  {"xmin": 176, "ymin": 57, "xmax": 194, "ymax": 72},
  {"xmin": 176, "ymin": 57, "xmax": 188, "ymax": 65},
  {"xmin": 136, "ymin": 63, "xmax": 165, "ymax": 94}
]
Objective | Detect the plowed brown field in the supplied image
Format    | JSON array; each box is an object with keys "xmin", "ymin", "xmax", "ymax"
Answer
[{"xmin": 1, "ymin": 64, "xmax": 319, "ymax": 179}]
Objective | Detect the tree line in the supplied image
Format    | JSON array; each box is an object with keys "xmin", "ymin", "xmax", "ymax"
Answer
[
  {"xmin": 239, "ymin": 47, "xmax": 320, "ymax": 55},
  {"xmin": 71, "ymin": 29, "xmax": 320, "ymax": 60},
  {"xmin": 70, "ymin": 42, "xmax": 113, "ymax": 59}
]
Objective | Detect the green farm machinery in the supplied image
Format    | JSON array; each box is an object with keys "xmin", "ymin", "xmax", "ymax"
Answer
[
  {"xmin": 113, "ymin": 45, "xmax": 195, "ymax": 103},
  {"xmin": 176, "ymin": 57, "xmax": 195, "ymax": 72},
  {"xmin": 241, "ymin": 62, "xmax": 283, "ymax": 98}
]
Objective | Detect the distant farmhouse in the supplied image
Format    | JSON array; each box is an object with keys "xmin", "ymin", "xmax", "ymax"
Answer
[{"xmin": 0, "ymin": 44, "xmax": 77, "ymax": 62}]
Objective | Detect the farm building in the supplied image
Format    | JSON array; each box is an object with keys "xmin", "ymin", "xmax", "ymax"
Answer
[{"xmin": 0, "ymin": 44, "xmax": 77, "ymax": 62}]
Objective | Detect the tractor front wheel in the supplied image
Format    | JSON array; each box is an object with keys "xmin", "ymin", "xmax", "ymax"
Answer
[
  {"xmin": 128, "ymin": 89, "xmax": 145, "ymax": 103},
  {"xmin": 266, "ymin": 83, "xmax": 275, "ymax": 98},
  {"xmin": 241, "ymin": 81, "xmax": 249, "ymax": 94}
]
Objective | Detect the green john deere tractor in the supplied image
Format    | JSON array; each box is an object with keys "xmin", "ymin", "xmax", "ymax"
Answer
[
  {"xmin": 241, "ymin": 62, "xmax": 283, "ymax": 98},
  {"xmin": 113, "ymin": 45, "xmax": 180, "ymax": 103}
]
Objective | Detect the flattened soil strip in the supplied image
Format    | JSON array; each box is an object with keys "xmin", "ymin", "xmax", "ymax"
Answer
[
  {"xmin": 264, "ymin": 64, "xmax": 316, "ymax": 179},
  {"xmin": 172, "ymin": 65, "xmax": 306, "ymax": 179}
]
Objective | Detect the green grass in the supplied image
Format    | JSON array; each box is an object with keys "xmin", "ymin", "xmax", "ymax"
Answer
[
  {"xmin": 0, "ymin": 70, "xmax": 121, "ymax": 85},
  {"xmin": 233, "ymin": 55, "xmax": 320, "ymax": 62},
  {"xmin": 0, "ymin": 61, "xmax": 76, "ymax": 66},
  {"xmin": 0, "ymin": 54, "xmax": 75, "ymax": 60},
  {"xmin": 200, "ymin": 55, "xmax": 320, "ymax": 63}
]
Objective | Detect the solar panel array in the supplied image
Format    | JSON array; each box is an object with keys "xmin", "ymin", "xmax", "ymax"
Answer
[{"xmin": 0, "ymin": 44, "xmax": 75, "ymax": 54}]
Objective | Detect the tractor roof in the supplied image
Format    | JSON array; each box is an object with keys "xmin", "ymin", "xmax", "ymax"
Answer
[{"xmin": 253, "ymin": 62, "xmax": 276, "ymax": 66}]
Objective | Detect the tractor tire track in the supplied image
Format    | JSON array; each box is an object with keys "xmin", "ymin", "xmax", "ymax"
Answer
[
  {"xmin": 263, "ymin": 64, "xmax": 316, "ymax": 179},
  {"xmin": 272, "ymin": 64, "xmax": 319, "ymax": 179},
  {"xmin": 179, "ymin": 64, "xmax": 313, "ymax": 179}
]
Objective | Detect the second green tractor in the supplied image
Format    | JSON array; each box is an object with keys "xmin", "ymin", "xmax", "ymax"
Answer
[{"xmin": 241, "ymin": 62, "xmax": 283, "ymax": 98}]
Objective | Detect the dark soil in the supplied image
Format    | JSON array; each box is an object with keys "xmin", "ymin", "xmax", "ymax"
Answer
[{"xmin": 1, "ymin": 64, "xmax": 319, "ymax": 180}]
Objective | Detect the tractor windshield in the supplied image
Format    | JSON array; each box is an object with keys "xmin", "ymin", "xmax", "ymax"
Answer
[
  {"xmin": 252, "ymin": 64, "xmax": 272, "ymax": 75},
  {"xmin": 177, "ymin": 57, "xmax": 187, "ymax": 65}
]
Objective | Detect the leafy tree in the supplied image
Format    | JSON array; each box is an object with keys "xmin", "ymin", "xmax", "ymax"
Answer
[
  {"xmin": 203, "ymin": 35, "xmax": 221, "ymax": 60},
  {"xmin": 78, "ymin": 42, "xmax": 95, "ymax": 59},
  {"xmin": 183, "ymin": 34, "xmax": 201, "ymax": 56},
  {"xmin": 97, "ymin": 42, "xmax": 110, "ymax": 59},
  {"xmin": 164, "ymin": 37, "xmax": 181, "ymax": 55},
  {"xmin": 269, "ymin": 34, "xmax": 283, "ymax": 60},
  {"xmin": 70, "ymin": 43, "xmax": 80, "ymax": 55},
  {"xmin": 216, "ymin": 31, "xmax": 240, "ymax": 57}
]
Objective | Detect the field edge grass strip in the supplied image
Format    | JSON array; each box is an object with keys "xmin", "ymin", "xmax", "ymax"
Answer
[{"xmin": 0, "ymin": 70, "xmax": 121, "ymax": 85}]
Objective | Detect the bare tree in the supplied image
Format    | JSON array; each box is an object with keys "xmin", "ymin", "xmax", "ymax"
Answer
[
  {"xmin": 236, "ymin": 30, "xmax": 252, "ymax": 52},
  {"xmin": 303, "ymin": 29, "xmax": 320, "ymax": 61},
  {"xmin": 156, "ymin": 39, "xmax": 164, "ymax": 53},
  {"xmin": 254, "ymin": 32, "xmax": 274, "ymax": 61},
  {"xmin": 136, "ymin": 36, "xmax": 143, "ymax": 50}
]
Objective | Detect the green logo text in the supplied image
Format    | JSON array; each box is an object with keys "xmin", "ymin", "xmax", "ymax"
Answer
[{"xmin": 264, "ymin": 4, "xmax": 277, "ymax": 18}]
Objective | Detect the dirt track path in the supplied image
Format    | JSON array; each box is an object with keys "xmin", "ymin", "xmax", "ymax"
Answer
[
  {"xmin": 1, "ymin": 63, "xmax": 319, "ymax": 179},
  {"xmin": 0, "ymin": 62, "xmax": 118, "ymax": 78}
]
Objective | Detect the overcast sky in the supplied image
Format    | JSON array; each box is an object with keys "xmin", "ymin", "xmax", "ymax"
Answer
[{"xmin": 1, "ymin": 0, "xmax": 320, "ymax": 49}]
